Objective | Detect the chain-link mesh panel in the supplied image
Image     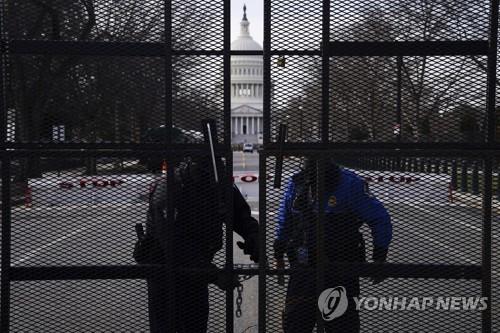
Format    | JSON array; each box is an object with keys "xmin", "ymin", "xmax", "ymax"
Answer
[
  {"xmin": 1, "ymin": 0, "xmax": 498, "ymax": 331},
  {"xmin": 267, "ymin": 278, "xmax": 483, "ymax": 332},
  {"xmin": 270, "ymin": 56, "xmax": 322, "ymax": 143},
  {"xmin": 7, "ymin": 152, "xmax": 232, "ymax": 331},
  {"xmin": 497, "ymin": 19, "xmax": 500, "ymax": 144},
  {"xmin": 9, "ymin": 277, "xmax": 228, "ymax": 331},
  {"xmin": 330, "ymin": 0, "xmax": 489, "ymax": 42},
  {"xmin": 9, "ymin": 56, "xmax": 165, "ymax": 144},
  {"xmin": 264, "ymin": 154, "xmax": 485, "ymax": 331},
  {"xmin": 399, "ymin": 56, "xmax": 487, "ymax": 143},
  {"xmin": 10, "ymin": 279, "xmax": 149, "ymax": 332},
  {"xmin": 172, "ymin": 0, "xmax": 224, "ymax": 51},
  {"xmin": 265, "ymin": 275, "xmax": 287, "ymax": 333},
  {"xmin": 357, "ymin": 157, "xmax": 483, "ymax": 266},
  {"xmin": 270, "ymin": 0, "xmax": 322, "ymax": 51},
  {"xmin": 329, "ymin": 55, "xmax": 488, "ymax": 143},
  {"xmin": 6, "ymin": 0, "xmax": 165, "ymax": 42},
  {"xmin": 358, "ymin": 278, "xmax": 482, "ymax": 332},
  {"xmin": 266, "ymin": 155, "xmax": 486, "ymax": 263},
  {"xmin": 265, "ymin": 156, "xmax": 312, "ymax": 332},
  {"xmin": 11, "ymin": 156, "xmax": 150, "ymax": 266},
  {"xmin": 493, "ymin": 159, "xmax": 500, "ymax": 330},
  {"xmin": 329, "ymin": 56, "xmax": 397, "ymax": 143},
  {"xmin": 173, "ymin": 56, "xmax": 225, "ymax": 143}
]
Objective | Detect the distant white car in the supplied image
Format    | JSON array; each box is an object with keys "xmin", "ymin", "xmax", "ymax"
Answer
[{"xmin": 243, "ymin": 143, "xmax": 254, "ymax": 153}]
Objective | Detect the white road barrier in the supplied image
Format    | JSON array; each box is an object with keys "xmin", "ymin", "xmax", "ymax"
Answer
[
  {"xmin": 352, "ymin": 170, "xmax": 451, "ymax": 206},
  {"xmin": 26, "ymin": 170, "xmax": 451, "ymax": 207},
  {"xmin": 28, "ymin": 174, "xmax": 157, "ymax": 206}
]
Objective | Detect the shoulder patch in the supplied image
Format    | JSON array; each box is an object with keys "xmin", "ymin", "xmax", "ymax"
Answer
[{"xmin": 328, "ymin": 195, "xmax": 337, "ymax": 207}]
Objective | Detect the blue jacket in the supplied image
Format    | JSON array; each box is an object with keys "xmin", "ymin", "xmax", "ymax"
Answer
[{"xmin": 276, "ymin": 167, "xmax": 392, "ymax": 251}]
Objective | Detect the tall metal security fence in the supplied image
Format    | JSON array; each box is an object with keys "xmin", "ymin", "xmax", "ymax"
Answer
[
  {"xmin": 0, "ymin": 1, "xmax": 498, "ymax": 332},
  {"xmin": 261, "ymin": 0, "xmax": 499, "ymax": 332},
  {"xmin": 0, "ymin": 1, "xmax": 234, "ymax": 332}
]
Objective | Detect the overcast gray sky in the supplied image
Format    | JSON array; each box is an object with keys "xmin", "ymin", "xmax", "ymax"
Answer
[{"xmin": 231, "ymin": 0, "xmax": 263, "ymax": 45}]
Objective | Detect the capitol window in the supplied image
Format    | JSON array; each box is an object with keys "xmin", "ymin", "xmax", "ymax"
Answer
[{"xmin": 238, "ymin": 88, "xmax": 251, "ymax": 96}]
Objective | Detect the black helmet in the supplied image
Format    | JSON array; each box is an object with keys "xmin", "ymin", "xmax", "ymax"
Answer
[{"xmin": 302, "ymin": 156, "xmax": 340, "ymax": 186}]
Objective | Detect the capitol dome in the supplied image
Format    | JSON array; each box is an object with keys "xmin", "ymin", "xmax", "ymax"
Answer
[
  {"xmin": 231, "ymin": 5, "xmax": 263, "ymax": 145},
  {"xmin": 231, "ymin": 36, "xmax": 263, "ymax": 51},
  {"xmin": 231, "ymin": 4, "xmax": 262, "ymax": 51}
]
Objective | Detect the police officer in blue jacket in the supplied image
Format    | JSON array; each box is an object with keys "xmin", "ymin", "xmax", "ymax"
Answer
[{"xmin": 273, "ymin": 158, "xmax": 392, "ymax": 333}]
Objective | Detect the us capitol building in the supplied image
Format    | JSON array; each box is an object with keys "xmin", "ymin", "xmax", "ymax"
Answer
[{"xmin": 231, "ymin": 6, "xmax": 263, "ymax": 145}]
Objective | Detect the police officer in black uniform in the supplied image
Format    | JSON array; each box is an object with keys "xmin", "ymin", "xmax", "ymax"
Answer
[{"xmin": 134, "ymin": 128, "xmax": 259, "ymax": 333}]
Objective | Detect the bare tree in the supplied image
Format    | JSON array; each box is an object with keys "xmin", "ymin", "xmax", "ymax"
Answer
[
  {"xmin": 8, "ymin": 0, "xmax": 220, "ymax": 177},
  {"xmin": 290, "ymin": 1, "xmax": 487, "ymax": 143}
]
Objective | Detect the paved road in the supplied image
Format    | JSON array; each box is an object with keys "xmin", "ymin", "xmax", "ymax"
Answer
[
  {"xmin": 1, "ymin": 154, "xmax": 499, "ymax": 332},
  {"xmin": 233, "ymin": 151, "xmax": 259, "ymax": 172},
  {"xmin": 234, "ymin": 151, "xmax": 259, "ymax": 200}
]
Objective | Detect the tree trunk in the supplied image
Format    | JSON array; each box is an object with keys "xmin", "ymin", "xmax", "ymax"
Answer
[{"xmin": 85, "ymin": 157, "xmax": 97, "ymax": 175}]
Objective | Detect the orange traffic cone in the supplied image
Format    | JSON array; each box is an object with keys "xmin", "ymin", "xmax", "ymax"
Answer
[{"xmin": 161, "ymin": 160, "xmax": 167, "ymax": 175}]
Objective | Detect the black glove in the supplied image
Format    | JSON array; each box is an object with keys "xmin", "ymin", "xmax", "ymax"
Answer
[
  {"xmin": 133, "ymin": 224, "xmax": 164, "ymax": 265},
  {"xmin": 273, "ymin": 238, "xmax": 287, "ymax": 260},
  {"xmin": 372, "ymin": 247, "xmax": 388, "ymax": 262},
  {"xmin": 370, "ymin": 246, "xmax": 389, "ymax": 285},
  {"xmin": 237, "ymin": 233, "xmax": 259, "ymax": 263}
]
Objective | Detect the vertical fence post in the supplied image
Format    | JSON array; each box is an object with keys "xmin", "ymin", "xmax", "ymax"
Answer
[
  {"xmin": 260, "ymin": 0, "xmax": 271, "ymax": 331},
  {"xmin": 443, "ymin": 160, "xmax": 449, "ymax": 174},
  {"xmin": 223, "ymin": 1, "xmax": 234, "ymax": 330},
  {"xmin": 0, "ymin": 1, "xmax": 10, "ymax": 330},
  {"xmin": 451, "ymin": 160, "xmax": 458, "ymax": 191},
  {"xmin": 163, "ymin": 1, "xmax": 176, "ymax": 331},
  {"xmin": 413, "ymin": 158, "xmax": 419, "ymax": 173},
  {"xmin": 482, "ymin": 158, "xmax": 493, "ymax": 332},
  {"xmin": 316, "ymin": 0, "xmax": 331, "ymax": 330},
  {"xmin": 258, "ymin": 153, "xmax": 267, "ymax": 333},
  {"xmin": 434, "ymin": 159, "xmax": 441, "ymax": 175},
  {"xmin": 461, "ymin": 160, "xmax": 469, "ymax": 192},
  {"xmin": 396, "ymin": 55, "xmax": 402, "ymax": 143},
  {"xmin": 315, "ymin": 158, "xmax": 327, "ymax": 332},
  {"xmin": 472, "ymin": 162, "xmax": 480, "ymax": 195},
  {"xmin": 426, "ymin": 159, "xmax": 432, "ymax": 173},
  {"xmin": 483, "ymin": 0, "xmax": 498, "ymax": 329},
  {"xmin": 1, "ymin": 156, "xmax": 11, "ymax": 333},
  {"xmin": 496, "ymin": 168, "xmax": 500, "ymax": 201}
]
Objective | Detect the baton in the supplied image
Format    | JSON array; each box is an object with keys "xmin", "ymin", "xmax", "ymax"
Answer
[{"xmin": 202, "ymin": 119, "xmax": 219, "ymax": 184}]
